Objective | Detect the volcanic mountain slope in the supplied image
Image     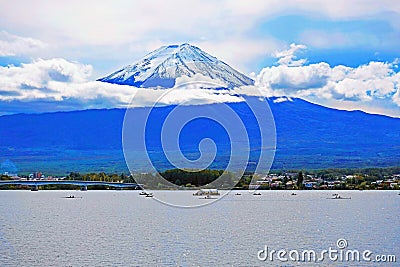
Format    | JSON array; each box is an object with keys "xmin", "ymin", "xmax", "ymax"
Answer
[
  {"xmin": 97, "ymin": 43, "xmax": 254, "ymax": 88},
  {"xmin": 1, "ymin": 98, "xmax": 399, "ymax": 173}
]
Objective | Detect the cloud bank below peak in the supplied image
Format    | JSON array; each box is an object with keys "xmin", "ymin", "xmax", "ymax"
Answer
[{"xmin": 0, "ymin": 57, "xmax": 247, "ymax": 115}]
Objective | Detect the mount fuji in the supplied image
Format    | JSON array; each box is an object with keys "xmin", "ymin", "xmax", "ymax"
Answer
[
  {"xmin": 97, "ymin": 43, "xmax": 254, "ymax": 88},
  {"xmin": 1, "ymin": 44, "xmax": 400, "ymax": 173}
]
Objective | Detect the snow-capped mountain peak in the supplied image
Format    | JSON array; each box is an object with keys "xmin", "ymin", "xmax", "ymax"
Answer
[{"xmin": 97, "ymin": 43, "xmax": 254, "ymax": 88}]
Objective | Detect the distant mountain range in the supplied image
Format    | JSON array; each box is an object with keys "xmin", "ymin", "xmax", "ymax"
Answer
[
  {"xmin": 1, "ymin": 97, "xmax": 399, "ymax": 174},
  {"xmin": 0, "ymin": 44, "xmax": 399, "ymax": 174}
]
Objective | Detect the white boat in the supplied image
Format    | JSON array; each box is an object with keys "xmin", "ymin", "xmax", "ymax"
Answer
[
  {"xmin": 199, "ymin": 194, "xmax": 218, "ymax": 199},
  {"xmin": 327, "ymin": 194, "xmax": 351, "ymax": 199},
  {"xmin": 193, "ymin": 189, "xmax": 220, "ymax": 196}
]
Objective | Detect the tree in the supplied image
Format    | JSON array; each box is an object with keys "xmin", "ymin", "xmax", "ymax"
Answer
[
  {"xmin": 296, "ymin": 171, "xmax": 304, "ymax": 189},
  {"xmin": 0, "ymin": 174, "xmax": 11, "ymax": 180},
  {"xmin": 358, "ymin": 181, "xmax": 368, "ymax": 190},
  {"xmin": 120, "ymin": 173, "xmax": 128, "ymax": 182},
  {"xmin": 68, "ymin": 172, "xmax": 81, "ymax": 180},
  {"xmin": 99, "ymin": 172, "xmax": 107, "ymax": 182}
]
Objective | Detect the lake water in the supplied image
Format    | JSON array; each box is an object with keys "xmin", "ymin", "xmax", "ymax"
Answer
[{"xmin": 0, "ymin": 190, "xmax": 398, "ymax": 266}]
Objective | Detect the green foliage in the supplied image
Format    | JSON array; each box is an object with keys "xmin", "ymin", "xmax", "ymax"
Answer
[
  {"xmin": 66, "ymin": 171, "xmax": 135, "ymax": 183},
  {"xmin": 67, "ymin": 172, "xmax": 82, "ymax": 180},
  {"xmin": 159, "ymin": 168, "xmax": 226, "ymax": 186},
  {"xmin": 0, "ymin": 175, "xmax": 12, "ymax": 180},
  {"xmin": 296, "ymin": 171, "xmax": 304, "ymax": 189},
  {"xmin": 310, "ymin": 167, "xmax": 400, "ymax": 180}
]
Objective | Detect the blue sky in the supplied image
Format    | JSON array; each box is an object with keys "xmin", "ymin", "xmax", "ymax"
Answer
[{"xmin": 0, "ymin": 0, "xmax": 400, "ymax": 117}]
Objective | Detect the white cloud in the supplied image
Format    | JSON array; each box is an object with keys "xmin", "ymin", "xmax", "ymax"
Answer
[
  {"xmin": 274, "ymin": 43, "xmax": 307, "ymax": 66},
  {"xmin": 0, "ymin": 58, "xmax": 92, "ymax": 101},
  {"xmin": 393, "ymin": 89, "xmax": 400, "ymax": 106},
  {"xmin": 130, "ymin": 88, "xmax": 243, "ymax": 108},
  {"xmin": 251, "ymin": 45, "xmax": 400, "ymax": 116},
  {"xmin": 3, "ymin": 1, "xmax": 399, "ymax": 73},
  {"xmin": 0, "ymin": 31, "xmax": 47, "ymax": 56},
  {"xmin": 0, "ymin": 58, "xmax": 134, "ymax": 105},
  {"xmin": 4, "ymin": 0, "xmax": 397, "ymax": 46},
  {"xmin": 273, "ymin": 96, "xmax": 292, "ymax": 103},
  {"xmin": 257, "ymin": 63, "xmax": 331, "ymax": 92},
  {"xmin": 0, "ymin": 58, "xmax": 245, "ymax": 113}
]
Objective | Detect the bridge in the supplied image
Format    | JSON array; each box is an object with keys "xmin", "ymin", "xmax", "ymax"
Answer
[{"xmin": 0, "ymin": 180, "xmax": 141, "ymax": 191}]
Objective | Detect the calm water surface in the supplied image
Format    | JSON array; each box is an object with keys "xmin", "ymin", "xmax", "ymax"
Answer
[{"xmin": 0, "ymin": 190, "xmax": 398, "ymax": 266}]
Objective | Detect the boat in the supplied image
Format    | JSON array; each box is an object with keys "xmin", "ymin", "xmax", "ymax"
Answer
[
  {"xmin": 193, "ymin": 189, "xmax": 220, "ymax": 196},
  {"xmin": 253, "ymin": 192, "xmax": 261, "ymax": 195},
  {"xmin": 140, "ymin": 191, "xmax": 153, "ymax": 197},
  {"xmin": 291, "ymin": 193, "xmax": 297, "ymax": 196},
  {"xmin": 235, "ymin": 193, "xmax": 242, "ymax": 195},
  {"xmin": 199, "ymin": 195, "xmax": 218, "ymax": 199},
  {"xmin": 327, "ymin": 194, "xmax": 351, "ymax": 199},
  {"xmin": 63, "ymin": 195, "xmax": 82, "ymax": 199}
]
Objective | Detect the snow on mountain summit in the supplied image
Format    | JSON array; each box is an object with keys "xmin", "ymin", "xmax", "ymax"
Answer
[{"xmin": 97, "ymin": 43, "xmax": 254, "ymax": 88}]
